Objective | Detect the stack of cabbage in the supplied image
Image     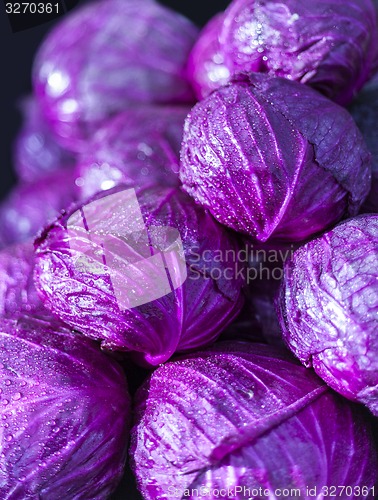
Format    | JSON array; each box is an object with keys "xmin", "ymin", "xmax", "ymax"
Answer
[{"xmin": 1, "ymin": 0, "xmax": 378, "ymax": 498}]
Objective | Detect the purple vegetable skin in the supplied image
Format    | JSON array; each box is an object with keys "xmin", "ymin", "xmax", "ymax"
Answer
[
  {"xmin": 0, "ymin": 241, "xmax": 48, "ymax": 319},
  {"xmin": 0, "ymin": 169, "xmax": 76, "ymax": 248},
  {"xmin": 0, "ymin": 316, "xmax": 130, "ymax": 499},
  {"xmin": 33, "ymin": 186, "xmax": 245, "ymax": 366},
  {"xmin": 277, "ymin": 214, "xmax": 378, "ymax": 415},
  {"xmin": 75, "ymin": 105, "xmax": 190, "ymax": 200},
  {"xmin": 13, "ymin": 97, "xmax": 75, "ymax": 183},
  {"xmin": 130, "ymin": 342, "xmax": 377, "ymax": 498},
  {"xmin": 190, "ymin": 0, "xmax": 378, "ymax": 105},
  {"xmin": 187, "ymin": 13, "xmax": 230, "ymax": 100},
  {"xmin": 32, "ymin": 0, "xmax": 198, "ymax": 151},
  {"xmin": 180, "ymin": 74, "xmax": 371, "ymax": 242},
  {"xmin": 349, "ymin": 83, "xmax": 378, "ymax": 213}
]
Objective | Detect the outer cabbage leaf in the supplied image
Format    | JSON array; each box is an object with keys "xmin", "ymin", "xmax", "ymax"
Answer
[
  {"xmin": 277, "ymin": 214, "xmax": 378, "ymax": 415},
  {"xmin": 180, "ymin": 74, "xmax": 371, "ymax": 241},
  {"xmin": 0, "ymin": 316, "xmax": 130, "ymax": 499},
  {"xmin": 33, "ymin": 186, "xmax": 245, "ymax": 366},
  {"xmin": 349, "ymin": 83, "xmax": 378, "ymax": 213},
  {"xmin": 187, "ymin": 14, "xmax": 230, "ymax": 100},
  {"xmin": 190, "ymin": 0, "xmax": 378, "ymax": 105},
  {"xmin": 0, "ymin": 241, "xmax": 49, "ymax": 319},
  {"xmin": 32, "ymin": 0, "xmax": 198, "ymax": 151},
  {"xmin": 0, "ymin": 170, "xmax": 76, "ymax": 248},
  {"xmin": 75, "ymin": 105, "xmax": 190, "ymax": 200},
  {"xmin": 13, "ymin": 97, "xmax": 75, "ymax": 183},
  {"xmin": 130, "ymin": 342, "xmax": 377, "ymax": 499}
]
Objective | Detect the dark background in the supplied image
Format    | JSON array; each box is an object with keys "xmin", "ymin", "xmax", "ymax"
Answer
[{"xmin": 0, "ymin": 0, "xmax": 230, "ymax": 202}]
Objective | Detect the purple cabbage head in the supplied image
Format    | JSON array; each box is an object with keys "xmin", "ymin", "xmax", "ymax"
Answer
[
  {"xmin": 0, "ymin": 170, "xmax": 76, "ymax": 248},
  {"xmin": 32, "ymin": 0, "xmax": 198, "ymax": 152},
  {"xmin": 13, "ymin": 97, "xmax": 75, "ymax": 183},
  {"xmin": 180, "ymin": 74, "xmax": 371, "ymax": 242},
  {"xmin": 186, "ymin": 13, "xmax": 231, "ymax": 100},
  {"xmin": 0, "ymin": 316, "xmax": 130, "ymax": 498},
  {"xmin": 349, "ymin": 82, "xmax": 378, "ymax": 213},
  {"xmin": 189, "ymin": 0, "xmax": 378, "ymax": 105},
  {"xmin": 130, "ymin": 342, "xmax": 377, "ymax": 498},
  {"xmin": 0, "ymin": 241, "xmax": 49, "ymax": 319},
  {"xmin": 277, "ymin": 214, "xmax": 378, "ymax": 416},
  {"xmin": 33, "ymin": 186, "xmax": 245, "ymax": 366},
  {"xmin": 75, "ymin": 105, "xmax": 190, "ymax": 200}
]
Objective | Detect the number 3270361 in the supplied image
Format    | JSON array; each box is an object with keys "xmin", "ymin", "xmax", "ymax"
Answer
[{"xmin": 5, "ymin": 3, "xmax": 60, "ymax": 14}]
